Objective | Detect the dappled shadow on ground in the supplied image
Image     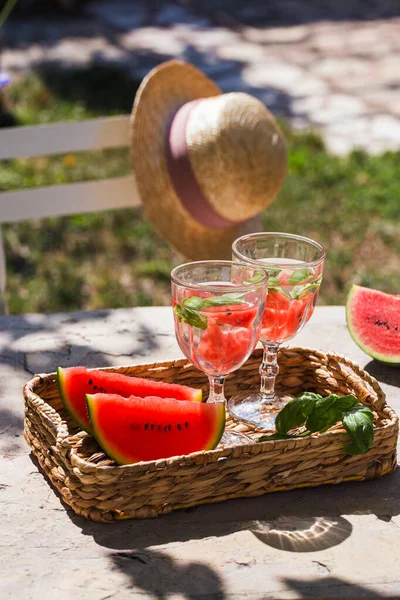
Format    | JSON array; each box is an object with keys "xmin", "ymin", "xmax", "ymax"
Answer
[
  {"xmin": 110, "ymin": 548, "xmax": 225, "ymax": 600},
  {"xmin": 37, "ymin": 63, "xmax": 141, "ymax": 116},
  {"xmin": 67, "ymin": 466, "xmax": 400, "ymax": 551},
  {"xmin": 12, "ymin": 50, "xmax": 294, "ymax": 124},
  {"xmin": 0, "ymin": 308, "xmax": 166, "ymax": 374},
  {"xmin": 192, "ymin": 0, "xmax": 400, "ymax": 27},
  {"xmin": 61, "ymin": 468, "xmax": 400, "ymax": 596},
  {"xmin": 1, "ymin": 308, "xmax": 169, "ymax": 453},
  {"xmin": 3, "ymin": 0, "xmax": 400, "ymax": 132},
  {"xmin": 6, "ymin": 0, "xmax": 400, "ymax": 42},
  {"xmin": 0, "ymin": 407, "xmax": 25, "ymax": 454}
]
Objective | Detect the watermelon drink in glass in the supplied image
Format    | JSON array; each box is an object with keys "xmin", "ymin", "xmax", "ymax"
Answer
[
  {"xmin": 229, "ymin": 232, "xmax": 326, "ymax": 430},
  {"xmin": 171, "ymin": 260, "xmax": 268, "ymax": 445}
]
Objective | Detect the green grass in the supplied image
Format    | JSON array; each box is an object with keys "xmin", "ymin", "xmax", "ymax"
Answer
[{"xmin": 1, "ymin": 67, "xmax": 399, "ymax": 314}]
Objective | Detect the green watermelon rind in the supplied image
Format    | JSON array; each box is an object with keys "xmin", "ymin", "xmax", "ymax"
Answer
[
  {"xmin": 57, "ymin": 366, "xmax": 92, "ymax": 433},
  {"xmin": 86, "ymin": 394, "xmax": 226, "ymax": 465},
  {"xmin": 86, "ymin": 394, "xmax": 135, "ymax": 465},
  {"xmin": 346, "ymin": 284, "xmax": 400, "ymax": 365}
]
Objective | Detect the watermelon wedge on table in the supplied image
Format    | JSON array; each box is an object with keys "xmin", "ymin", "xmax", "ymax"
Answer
[
  {"xmin": 57, "ymin": 366, "xmax": 202, "ymax": 433},
  {"xmin": 86, "ymin": 394, "xmax": 225, "ymax": 464},
  {"xmin": 346, "ymin": 284, "xmax": 400, "ymax": 364}
]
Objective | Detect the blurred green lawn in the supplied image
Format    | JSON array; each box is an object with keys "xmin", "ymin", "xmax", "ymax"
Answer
[{"xmin": 1, "ymin": 67, "xmax": 399, "ymax": 314}]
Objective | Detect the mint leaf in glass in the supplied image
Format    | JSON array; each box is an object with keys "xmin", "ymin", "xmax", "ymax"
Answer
[
  {"xmin": 287, "ymin": 269, "xmax": 312, "ymax": 285},
  {"xmin": 174, "ymin": 304, "xmax": 208, "ymax": 330},
  {"xmin": 203, "ymin": 292, "xmax": 245, "ymax": 307},
  {"xmin": 182, "ymin": 296, "xmax": 205, "ymax": 310},
  {"xmin": 268, "ymin": 276, "xmax": 281, "ymax": 288},
  {"xmin": 243, "ymin": 272, "xmax": 265, "ymax": 285},
  {"xmin": 291, "ymin": 283, "xmax": 319, "ymax": 300},
  {"xmin": 175, "ymin": 290, "xmax": 246, "ymax": 329}
]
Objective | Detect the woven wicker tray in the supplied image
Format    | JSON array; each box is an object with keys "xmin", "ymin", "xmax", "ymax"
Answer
[{"xmin": 23, "ymin": 346, "xmax": 398, "ymax": 522}]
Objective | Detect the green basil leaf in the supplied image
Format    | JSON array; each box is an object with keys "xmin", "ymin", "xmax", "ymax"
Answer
[
  {"xmin": 306, "ymin": 394, "xmax": 359, "ymax": 433},
  {"xmin": 174, "ymin": 304, "xmax": 208, "ymax": 330},
  {"xmin": 342, "ymin": 405, "xmax": 374, "ymax": 455},
  {"xmin": 275, "ymin": 392, "xmax": 321, "ymax": 435},
  {"xmin": 267, "ymin": 276, "xmax": 281, "ymax": 288},
  {"xmin": 182, "ymin": 296, "xmax": 205, "ymax": 310},
  {"xmin": 203, "ymin": 292, "xmax": 245, "ymax": 307},
  {"xmin": 287, "ymin": 269, "xmax": 312, "ymax": 285}
]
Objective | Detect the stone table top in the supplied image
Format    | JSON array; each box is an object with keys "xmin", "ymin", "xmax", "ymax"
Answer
[{"xmin": 1, "ymin": 306, "xmax": 399, "ymax": 599}]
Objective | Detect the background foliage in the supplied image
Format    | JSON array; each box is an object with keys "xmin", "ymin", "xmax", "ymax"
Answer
[{"xmin": 1, "ymin": 67, "xmax": 399, "ymax": 314}]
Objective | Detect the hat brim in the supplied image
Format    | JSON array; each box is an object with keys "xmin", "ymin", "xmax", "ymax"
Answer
[{"xmin": 130, "ymin": 60, "xmax": 262, "ymax": 260}]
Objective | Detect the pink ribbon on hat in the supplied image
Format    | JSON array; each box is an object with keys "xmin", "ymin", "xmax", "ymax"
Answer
[{"xmin": 165, "ymin": 99, "xmax": 239, "ymax": 230}]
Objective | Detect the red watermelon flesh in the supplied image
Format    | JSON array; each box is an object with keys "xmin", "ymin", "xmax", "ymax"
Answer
[
  {"xmin": 86, "ymin": 394, "xmax": 226, "ymax": 464},
  {"xmin": 57, "ymin": 366, "xmax": 202, "ymax": 433},
  {"xmin": 260, "ymin": 290, "xmax": 315, "ymax": 342},
  {"xmin": 346, "ymin": 285, "xmax": 400, "ymax": 364},
  {"xmin": 195, "ymin": 305, "xmax": 259, "ymax": 375}
]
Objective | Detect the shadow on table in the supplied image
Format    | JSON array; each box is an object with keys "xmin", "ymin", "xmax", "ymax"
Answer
[
  {"xmin": 0, "ymin": 309, "xmax": 165, "ymax": 375},
  {"xmin": 281, "ymin": 575, "xmax": 380, "ymax": 598},
  {"xmin": 68, "ymin": 466, "xmax": 400, "ymax": 552},
  {"xmin": 30, "ymin": 454, "xmax": 399, "ymax": 597},
  {"xmin": 364, "ymin": 360, "xmax": 400, "ymax": 389},
  {"xmin": 110, "ymin": 548, "xmax": 225, "ymax": 600}
]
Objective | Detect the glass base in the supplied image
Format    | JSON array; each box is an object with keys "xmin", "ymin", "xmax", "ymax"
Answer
[
  {"xmin": 228, "ymin": 391, "xmax": 288, "ymax": 431},
  {"xmin": 219, "ymin": 430, "xmax": 253, "ymax": 447}
]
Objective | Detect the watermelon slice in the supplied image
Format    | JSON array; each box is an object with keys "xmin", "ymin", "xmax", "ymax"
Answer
[
  {"xmin": 346, "ymin": 284, "xmax": 400, "ymax": 364},
  {"xmin": 57, "ymin": 366, "xmax": 202, "ymax": 433},
  {"xmin": 86, "ymin": 394, "xmax": 226, "ymax": 464}
]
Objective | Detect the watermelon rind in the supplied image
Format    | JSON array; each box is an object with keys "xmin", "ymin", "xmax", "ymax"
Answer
[
  {"xmin": 57, "ymin": 366, "xmax": 92, "ymax": 433},
  {"xmin": 86, "ymin": 394, "xmax": 226, "ymax": 465},
  {"xmin": 346, "ymin": 284, "xmax": 400, "ymax": 365},
  {"xmin": 86, "ymin": 394, "xmax": 133, "ymax": 465}
]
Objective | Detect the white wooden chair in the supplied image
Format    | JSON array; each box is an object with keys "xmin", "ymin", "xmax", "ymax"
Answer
[{"xmin": 0, "ymin": 115, "xmax": 140, "ymax": 314}]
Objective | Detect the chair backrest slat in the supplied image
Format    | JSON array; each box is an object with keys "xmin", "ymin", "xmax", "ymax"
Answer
[
  {"xmin": 0, "ymin": 116, "xmax": 142, "ymax": 314},
  {"xmin": 0, "ymin": 116, "xmax": 131, "ymax": 160},
  {"xmin": 0, "ymin": 175, "xmax": 139, "ymax": 224}
]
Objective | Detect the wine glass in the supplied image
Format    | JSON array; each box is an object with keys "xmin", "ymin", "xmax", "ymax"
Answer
[
  {"xmin": 229, "ymin": 232, "xmax": 326, "ymax": 430},
  {"xmin": 171, "ymin": 260, "xmax": 268, "ymax": 446}
]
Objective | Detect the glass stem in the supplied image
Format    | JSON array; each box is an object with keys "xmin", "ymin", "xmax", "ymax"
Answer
[
  {"xmin": 260, "ymin": 343, "xmax": 279, "ymax": 399},
  {"xmin": 208, "ymin": 376, "xmax": 226, "ymax": 404}
]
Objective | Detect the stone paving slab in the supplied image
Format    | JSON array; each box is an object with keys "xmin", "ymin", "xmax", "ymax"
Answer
[
  {"xmin": 2, "ymin": 1, "xmax": 400, "ymax": 154},
  {"xmin": 1, "ymin": 306, "xmax": 400, "ymax": 599}
]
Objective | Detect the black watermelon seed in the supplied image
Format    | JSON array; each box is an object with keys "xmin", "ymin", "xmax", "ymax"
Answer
[
  {"xmin": 185, "ymin": 422, "xmax": 189, "ymax": 428},
  {"xmin": 168, "ymin": 424, "xmax": 172, "ymax": 431},
  {"xmin": 144, "ymin": 423, "xmax": 148, "ymax": 431},
  {"xmin": 88, "ymin": 379, "xmax": 93, "ymax": 385},
  {"xmin": 226, "ymin": 312, "xmax": 232, "ymax": 316},
  {"xmin": 94, "ymin": 385, "xmax": 97, "ymax": 390},
  {"xmin": 177, "ymin": 424, "xmax": 181, "ymax": 430}
]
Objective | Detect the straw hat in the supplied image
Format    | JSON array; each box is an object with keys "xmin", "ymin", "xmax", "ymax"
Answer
[{"xmin": 130, "ymin": 60, "xmax": 287, "ymax": 260}]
